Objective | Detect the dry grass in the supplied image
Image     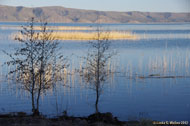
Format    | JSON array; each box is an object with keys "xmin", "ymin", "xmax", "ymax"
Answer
[
  {"xmin": 11, "ymin": 31, "xmax": 138, "ymax": 40},
  {"xmin": 53, "ymin": 31, "xmax": 137, "ymax": 40}
]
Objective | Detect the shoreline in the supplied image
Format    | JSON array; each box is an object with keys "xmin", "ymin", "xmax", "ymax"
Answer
[
  {"xmin": 0, "ymin": 21, "xmax": 190, "ymax": 25},
  {"xmin": 0, "ymin": 112, "xmax": 154, "ymax": 126}
]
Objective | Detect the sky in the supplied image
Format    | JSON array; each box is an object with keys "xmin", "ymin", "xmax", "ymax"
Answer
[{"xmin": 0, "ymin": 0, "xmax": 189, "ymax": 12}]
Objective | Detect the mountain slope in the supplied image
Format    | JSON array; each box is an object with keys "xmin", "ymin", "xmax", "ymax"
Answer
[{"xmin": 0, "ymin": 5, "xmax": 189, "ymax": 23}]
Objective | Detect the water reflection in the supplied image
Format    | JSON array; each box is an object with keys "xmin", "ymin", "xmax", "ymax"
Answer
[{"xmin": 0, "ymin": 23, "xmax": 189, "ymax": 121}]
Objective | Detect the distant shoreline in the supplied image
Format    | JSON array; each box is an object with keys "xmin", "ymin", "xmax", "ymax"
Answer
[
  {"xmin": 0, "ymin": 5, "xmax": 189, "ymax": 24},
  {"xmin": 0, "ymin": 21, "xmax": 190, "ymax": 25}
]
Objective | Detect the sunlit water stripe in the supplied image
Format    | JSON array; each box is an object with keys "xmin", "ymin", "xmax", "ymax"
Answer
[{"xmin": 138, "ymin": 33, "xmax": 190, "ymax": 39}]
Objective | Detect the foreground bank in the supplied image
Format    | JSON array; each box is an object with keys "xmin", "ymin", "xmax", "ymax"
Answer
[{"xmin": 0, "ymin": 112, "xmax": 155, "ymax": 126}]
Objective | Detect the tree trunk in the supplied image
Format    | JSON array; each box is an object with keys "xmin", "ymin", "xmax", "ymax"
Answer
[
  {"xmin": 95, "ymin": 88, "xmax": 99, "ymax": 113},
  {"xmin": 31, "ymin": 91, "xmax": 35, "ymax": 113},
  {"xmin": 36, "ymin": 71, "xmax": 42, "ymax": 116},
  {"xmin": 31, "ymin": 92, "xmax": 39, "ymax": 116},
  {"xmin": 36, "ymin": 89, "xmax": 40, "ymax": 114}
]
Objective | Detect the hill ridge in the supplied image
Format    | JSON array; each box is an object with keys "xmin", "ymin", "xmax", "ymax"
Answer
[{"xmin": 0, "ymin": 5, "xmax": 189, "ymax": 23}]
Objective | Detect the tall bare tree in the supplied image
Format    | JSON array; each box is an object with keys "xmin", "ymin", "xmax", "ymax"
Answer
[
  {"xmin": 83, "ymin": 27, "xmax": 115, "ymax": 113},
  {"xmin": 4, "ymin": 18, "xmax": 68, "ymax": 116}
]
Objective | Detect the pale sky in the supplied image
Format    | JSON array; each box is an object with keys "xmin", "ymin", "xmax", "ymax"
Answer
[{"xmin": 0, "ymin": 0, "xmax": 189, "ymax": 12}]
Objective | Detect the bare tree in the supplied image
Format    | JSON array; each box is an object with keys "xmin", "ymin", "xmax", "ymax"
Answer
[
  {"xmin": 83, "ymin": 27, "xmax": 115, "ymax": 113},
  {"xmin": 4, "ymin": 18, "xmax": 68, "ymax": 116}
]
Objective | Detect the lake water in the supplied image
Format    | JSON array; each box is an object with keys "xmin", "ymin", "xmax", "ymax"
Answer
[{"xmin": 0, "ymin": 22, "xmax": 190, "ymax": 121}]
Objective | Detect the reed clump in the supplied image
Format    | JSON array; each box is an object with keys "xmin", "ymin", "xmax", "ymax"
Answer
[
  {"xmin": 11, "ymin": 31, "xmax": 137, "ymax": 40},
  {"xmin": 48, "ymin": 31, "xmax": 137, "ymax": 40}
]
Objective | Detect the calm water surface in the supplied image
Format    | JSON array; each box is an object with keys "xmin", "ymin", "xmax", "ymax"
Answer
[{"xmin": 0, "ymin": 23, "xmax": 190, "ymax": 121}]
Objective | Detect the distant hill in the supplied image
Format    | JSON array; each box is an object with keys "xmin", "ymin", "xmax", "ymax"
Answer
[{"xmin": 0, "ymin": 5, "xmax": 189, "ymax": 23}]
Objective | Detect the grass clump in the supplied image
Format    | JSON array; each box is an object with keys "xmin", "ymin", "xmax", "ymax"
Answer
[{"xmin": 49, "ymin": 31, "xmax": 137, "ymax": 40}]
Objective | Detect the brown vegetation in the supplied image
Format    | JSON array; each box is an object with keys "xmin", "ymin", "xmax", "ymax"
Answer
[{"xmin": 12, "ymin": 31, "xmax": 137, "ymax": 40}]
